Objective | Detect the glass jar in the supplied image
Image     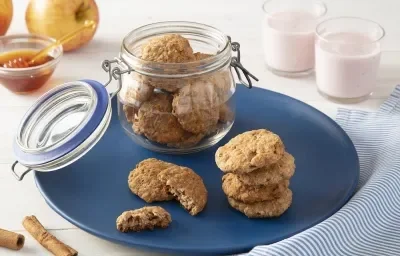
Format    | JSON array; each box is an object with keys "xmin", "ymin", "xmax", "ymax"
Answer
[
  {"xmin": 10, "ymin": 21, "xmax": 257, "ymax": 180},
  {"xmin": 109, "ymin": 21, "xmax": 257, "ymax": 154}
]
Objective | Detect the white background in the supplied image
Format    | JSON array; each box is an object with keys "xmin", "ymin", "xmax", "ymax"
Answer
[{"xmin": 0, "ymin": 0, "xmax": 399, "ymax": 255}]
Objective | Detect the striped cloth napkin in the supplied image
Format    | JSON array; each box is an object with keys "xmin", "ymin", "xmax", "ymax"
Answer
[{"xmin": 246, "ymin": 85, "xmax": 400, "ymax": 256}]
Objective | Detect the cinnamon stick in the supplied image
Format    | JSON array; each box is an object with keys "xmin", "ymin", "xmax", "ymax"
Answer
[
  {"xmin": 0, "ymin": 228, "xmax": 25, "ymax": 250},
  {"xmin": 22, "ymin": 216, "xmax": 77, "ymax": 256}
]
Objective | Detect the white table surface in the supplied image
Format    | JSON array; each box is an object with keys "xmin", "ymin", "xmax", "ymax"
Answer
[{"xmin": 0, "ymin": 0, "xmax": 399, "ymax": 255}]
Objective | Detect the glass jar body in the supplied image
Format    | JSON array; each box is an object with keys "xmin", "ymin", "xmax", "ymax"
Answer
[{"xmin": 116, "ymin": 21, "xmax": 236, "ymax": 154}]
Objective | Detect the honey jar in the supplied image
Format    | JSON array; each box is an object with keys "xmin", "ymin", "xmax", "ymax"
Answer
[{"xmin": 0, "ymin": 34, "xmax": 62, "ymax": 93}]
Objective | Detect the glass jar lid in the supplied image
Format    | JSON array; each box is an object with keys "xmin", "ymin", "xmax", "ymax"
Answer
[{"xmin": 13, "ymin": 79, "xmax": 110, "ymax": 172}]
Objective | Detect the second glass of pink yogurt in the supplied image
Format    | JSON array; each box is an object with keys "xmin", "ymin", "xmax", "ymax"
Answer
[
  {"xmin": 262, "ymin": 0, "xmax": 327, "ymax": 77},
  {"xmin": 315, "ymin": 17, "xmax": 385, "ymax": 103}
]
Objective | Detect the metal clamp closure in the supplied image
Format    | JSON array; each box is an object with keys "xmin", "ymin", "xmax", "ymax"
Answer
[
  {"xmin": 101, "ymin": 58, "xmax": 134, "ymax": 99},
  {"xmin": 228, "ymin": 36, "xmax": 258, "ymax": 89},
  {"xmin": 11, "ymin": 161, "xmax": 32, "ymax": 181}
]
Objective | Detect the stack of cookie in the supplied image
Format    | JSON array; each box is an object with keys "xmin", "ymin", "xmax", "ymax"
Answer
[{"xmin": 215, "ymin": 129, "xmax": 295, "ymax": 218}]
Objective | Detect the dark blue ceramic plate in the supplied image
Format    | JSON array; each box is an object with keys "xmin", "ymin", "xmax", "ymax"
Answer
[{"xmin": 35, "ymin": 86, "xmax": 359, "ymax": 256}]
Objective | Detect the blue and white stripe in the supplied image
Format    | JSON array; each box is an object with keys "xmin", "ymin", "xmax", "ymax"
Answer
[{"xmin": 246, "ymin": 85, "xmax": 400, "ymax": 256}]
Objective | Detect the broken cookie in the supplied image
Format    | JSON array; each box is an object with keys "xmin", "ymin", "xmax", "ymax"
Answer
[
  {"xmin": 157, "ymin": 166, "xmax": 208, "ymax": 216},
  {"xmin": 116, "ymin": 206, "xmax": 171, "ymax": 232}
]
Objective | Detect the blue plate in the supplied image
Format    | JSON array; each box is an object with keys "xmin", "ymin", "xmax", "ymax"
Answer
[{"xmin": 35, "ymin": 86, "xmax": 359, "ymax": 255}]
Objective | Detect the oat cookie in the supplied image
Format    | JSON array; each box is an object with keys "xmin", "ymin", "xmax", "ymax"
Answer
[
  {"xmin": 128, "ymin": 158, "xmax": 176, "ymax": 203},
  {"xmin": 141, "ymin": 34, "xmax": 195, "ymax": 63},
  {"xmin": 218, "ymin": 103, "xmax": 234, "ymax": 123},
  {"xmin": 210, "ymin": 69, "xmax": 233, "ymax": 104},
  {"xmin": 116, "ymin": 206, "xmax": 171, "ymax": 232},
  {"xmin": 123, "ymin": 105, "xmax": 137, "ymax": 123},
  {"xmin": 167, "ymin": 132, "xmax": 205, "ymax": 149},
  {"xmin": 158, "ymin": 166, "xmax": 208, "ymax": 216},
  {"xmin": 133, "ymin": 93, "xmax": 186, "ymax": 144},
  {"xmin": 222, "ymin": 173, "xmax": 289, "ymax": 203},
  {"xmin": 172, "ymin": 79, "xmax": 219, "ymax": 134},
  {"xmin": 121, "ymin": 82, "xmax": 154, "ymax": 105},
  {"xmin": 215, "ymin": 129, "xmax": 285, "ymax": 173},
  {"xmin": 120, "ymin": 73, "xmax": 154, "ymax": 105},
  {"xmin": 227, "ymin": 188, "xmax": 293, "ymax": 218},
  {"xmin": 193, "ymin": 52, "xmax": 233, "ymax": 104},
  {"xmin": 141, "ymin": 76, "xmax": 189, "ymax": 93},
  {"xmin": 234, "ymin": 152, "xmax": 295, "ymax": 186}
]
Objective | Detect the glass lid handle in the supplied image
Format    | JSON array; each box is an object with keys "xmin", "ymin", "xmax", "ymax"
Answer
[
  {"xmin": 101, "ymin": 58, "xmax": 134, "ymax": 99},
  {"xmin": 228, "ymin": 36, "xmax": 259, "ymax": 89},
  {"xmin": 11, "ymin": 161, "xmax": 32, "ymax": 181}
]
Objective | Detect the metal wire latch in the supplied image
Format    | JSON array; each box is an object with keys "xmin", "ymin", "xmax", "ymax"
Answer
[
  {"xmin": 101, "ymin": 58, "xmax": 134, "ymax": 99},
  {"xmin": 11, "ymin": 161, "xmax": 32, "ymax": 181},
  {"xmin": 228, "ymin": 36, "xmax": 258, "ymax": 89}
]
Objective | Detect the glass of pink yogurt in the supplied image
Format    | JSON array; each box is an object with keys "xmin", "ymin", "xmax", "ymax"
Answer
[
  {"xmin": 315, "ymin": 17, "xmax": 385, "ymax": 103},
  {"xmin": 262, "ymin": 0, "xmax": 327, "ymax": 77}
]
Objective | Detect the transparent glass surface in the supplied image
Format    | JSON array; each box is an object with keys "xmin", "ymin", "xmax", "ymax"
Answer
[
  {"xmin": 17, "ymin": 82, "xmax": 97, "ymax": 153},
  {"xmin": 117, "ymin": 21, "xmax": 236, "ymax": 154},
  {"xmin": 315, "ymin": 17, "xmax": 385, "ymax": 103},
  {"xmin": 262, "ymin": 0, "xmax": 327, "ymax": 76}
]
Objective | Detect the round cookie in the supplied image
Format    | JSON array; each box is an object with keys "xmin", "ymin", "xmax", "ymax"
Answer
[
  {"xmin": 141, "ymin": 34, "xmax": 195, "ymax": 63},
  {"xmin": 167, "ymin": 132, "xmax": 205, "ymax": 149},
  {"xmin": 172, "ymin": 79, "xmax": 219, "ymax": 134},
  {"xmin": 128, "ymin": 158, "xmax": 176, "ymax": 203},
  {"xmin": 222, "ymin": 173, "xmax": 289, "ymax": 203},
  {"xmin": 157, "ymin": 166, "xmax": 208, "ymax": 216},
  {"xmin": 122, "ymin": 105, "xmax": 137, "ymax": 124},
  {"xmin": 234, "ymin": 152, "xmax": 295, "ymax": 186},
  {"xmin": 133, "ymin": 93, "xmax": 186, "ymax": 144},
  {"xmin": 119, "ymin": 73, "xmax": 154, "ymax": 106},
  {"xmin": 227, "ymin": 188, "xmax": 293, "ymax": 218},
  {"xmin": 210, "ymin": 69, "xmax": 233, "ymax": 104},
  {"xmin": 215, "ymin": 129, "xmax": 285, "ymax": 173},
  {"xmin": 193, "ymin": 52, "xmax": 233, "ymax": 104},
  {"xmin": 140, "ymin": 76, "xmax": 189, "ymax": 93}
]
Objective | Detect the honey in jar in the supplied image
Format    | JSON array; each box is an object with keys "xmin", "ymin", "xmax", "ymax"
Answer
[{"xmin": 0, "ymin": 49, "xmax": 55, "ymax": 93}]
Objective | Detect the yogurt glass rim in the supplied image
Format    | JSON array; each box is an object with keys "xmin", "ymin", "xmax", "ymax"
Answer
[
  {"xmin": 316, "ymin": 16, "xmax": 386, "ymax": 45},
  {"xmin": 261, "ymin": 0, "xmax": 327, "ymax": 19}
]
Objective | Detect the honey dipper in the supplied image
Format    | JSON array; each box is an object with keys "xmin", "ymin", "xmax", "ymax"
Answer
[{"xmin": 4, "ymin": 20, "xmax": 96, "ymax": 68}]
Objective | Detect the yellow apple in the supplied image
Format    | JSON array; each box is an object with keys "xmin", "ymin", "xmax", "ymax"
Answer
[
  {"xmin": 0, "ymin": 0, "xmax": 13, "ymax": 36},
  {"xmin": 25, "ymin": 0, "xmax": 99, "ymax": 52}
]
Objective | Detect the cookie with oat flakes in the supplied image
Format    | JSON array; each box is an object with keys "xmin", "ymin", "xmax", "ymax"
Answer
[
  {"xmin": 222, "ymin": 174, "xmax": 289, "ymax": 203},
  {"xmin": 227, "ymin": 188, "xmax": 292, "ymax": 218},
  {"xmin": 128, "ymin": 158, "xmax": 176, "ymax": 203},
  {"xmin": 233, "ymin": 152, "xmax": 295, "ymax": 186},
  {"xmin": 133, "ymin": 93, "xmax": 186, "ymax": 144},
  {"xmin": 116, "ymin": 206, "xmax": 171, "ymax": 232},
  {"xmin": 157, "ymin": 166, "xmax": 208, "ymax": 216},
  {"xmin": 172, "ymin": 79, "xmax": 219, "ymax": 134},
  {"xmin": 141, "ymin": 34, "xmax": 195, "ymax": 63},
  {"xmin": 215, "ymin": 129, "xmax": 285, "ymax": 173}
]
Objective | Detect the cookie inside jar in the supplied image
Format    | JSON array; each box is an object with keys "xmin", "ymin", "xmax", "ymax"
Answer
[{"xmin": 117, "ymin": 22, "xmax": 238, "ymax": 154}]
